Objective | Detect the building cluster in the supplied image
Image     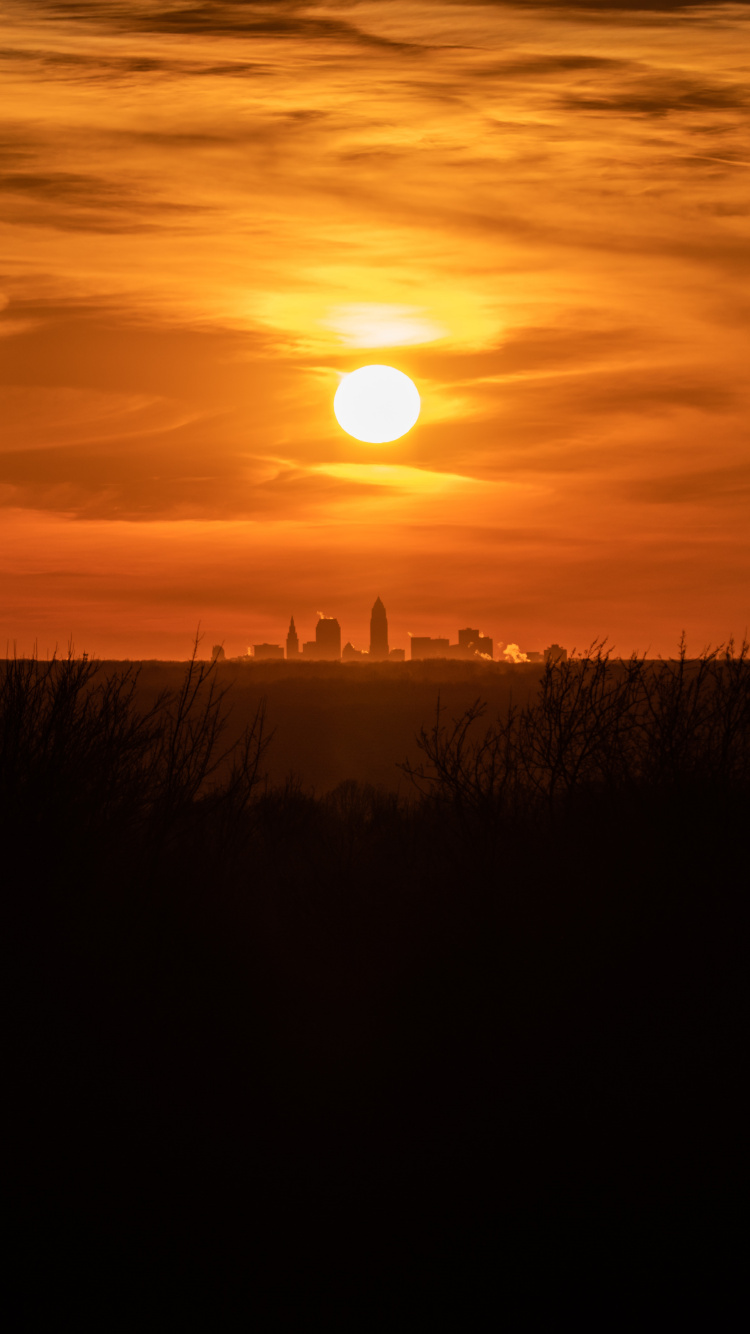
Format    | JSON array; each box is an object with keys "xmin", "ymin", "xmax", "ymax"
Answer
[
  {"xmin": 522, "ymin": 645, "xmax": 567, "ymax": 663},
  {"xmin": 252, "ymin": 597, "xmax": 404, "ymax": 662},
  {"xmin": 410, "ymin": 628, "xmax": 493, "ymax": 661},
  {"xmin": 229, "ymin": 599, "xmax": 567, "ymax": 665}
]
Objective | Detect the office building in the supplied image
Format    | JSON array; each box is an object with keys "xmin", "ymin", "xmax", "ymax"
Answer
[
  {"xmin": 315, "ymin": 616, "xmax": 341, "ymax": 661},
  {"xmin": 369, "ymin": 597, "xmax": 389, "ymax": 660},
  {"xmin": 253, "ymin": 643, "xmax": 284, "ymax": 661},
  {"xmin": 342, "ymin": 641, "xmax": 366, "ymax": 661},
  {"xmin": 411, "ymin": 630, "xmax": 493, "ymax": 661},
  {"xmin": 457, "ymin": 628, "xmax": 493, "ymax": 659},
  {"xmin": 410, "ymin": 636, "xmax": 451, "ymax": 660}
]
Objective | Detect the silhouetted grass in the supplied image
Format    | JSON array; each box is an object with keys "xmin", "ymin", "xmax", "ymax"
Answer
[{"xmin": 4, "ymin": 640, "xmax": 747, "ymax": 1315}]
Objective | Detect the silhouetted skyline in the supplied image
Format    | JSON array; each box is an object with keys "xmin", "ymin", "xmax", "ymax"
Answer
[{"xmin": 247, "ymin": 599, "xmax": 566, "ymax": 664}]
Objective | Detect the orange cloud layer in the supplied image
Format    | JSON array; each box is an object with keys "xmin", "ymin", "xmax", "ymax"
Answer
[{"xmin": 1, "ymin": 1, "xmax": 749, "ymax": 656}]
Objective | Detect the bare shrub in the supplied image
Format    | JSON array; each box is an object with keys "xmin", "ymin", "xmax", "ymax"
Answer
[
  {"xmin": 400, "ymin": 639, "xmax": 750, "ymax": 818},
  {"xmin": 399, "ymin": 697, "xmax": 521, "ymax": 820},
  {"xmin": 636, "ymin": 637, "xmax": 750, "ymax": 792},
  {"xmin": 0, "ymin": 636, "xmax": 271, "ymax": 857}
]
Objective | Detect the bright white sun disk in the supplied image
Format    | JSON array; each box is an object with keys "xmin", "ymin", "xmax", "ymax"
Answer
[{"xmin": 334, "ymin": 365, "xmax": 420, "ymax": 444}]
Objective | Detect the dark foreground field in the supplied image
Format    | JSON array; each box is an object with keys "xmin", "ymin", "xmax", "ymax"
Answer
[
  {"xmin": 100, "ymin": 656, "xmax": 545, "ymax": 793},
  {"xmin": 4, "ymin": 645, "xmax": 747, "ymax": 1318}
]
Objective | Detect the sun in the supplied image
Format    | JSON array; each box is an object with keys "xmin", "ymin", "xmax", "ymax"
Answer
[{"xmin": 333, "ymin": 365, "xmax": 421, "ymax": 444}]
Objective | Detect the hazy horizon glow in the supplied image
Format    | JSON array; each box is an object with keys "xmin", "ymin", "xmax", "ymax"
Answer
[{"xmin": 1, "ymin": 1, "xmax": 749, "ymax": 657}]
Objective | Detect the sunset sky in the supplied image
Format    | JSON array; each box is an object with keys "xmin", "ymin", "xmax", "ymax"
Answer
[{"xmin": 2, "ymin": 0, "xmax": 749, "ymax": 658}]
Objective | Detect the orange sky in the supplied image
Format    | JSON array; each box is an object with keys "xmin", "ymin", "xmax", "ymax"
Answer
[{"xmin": 1, "ymin": 0, "xmax": 749, "ymax": 658}]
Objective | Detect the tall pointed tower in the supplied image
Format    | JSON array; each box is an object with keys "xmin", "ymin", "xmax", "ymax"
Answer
[
  {"xmin": 286, "ymin": 615, "xmax": 299, "ymax": 659},
  {"xmin": 369, "ymin": 597, "xmax": 389, "ymax": 660}
]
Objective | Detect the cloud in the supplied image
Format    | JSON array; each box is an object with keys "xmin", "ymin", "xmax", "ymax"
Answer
[
  {"xmin": 406, "ymin": 326, "xmax": 648, "ymax": 383},
  {"xmin": 0, "ymin": 44, "xmax": 271, "ymax": 81},
  {"xmin": 0, "ymin": 386, "xmax": 190, "ymax": 453},
  {"xmin": 310, "ymin": 462, "xmax": 487, "ymax": 495},
  {"xmin": 0, "ymin": 157, "xmax": 212, "ymax": 233},
  {"xmin": 559, "ymin": 75, "xmax": 747, "ymax": 116},
  {"xmin": 624, "ymin": 462, "xmax": 750, "ymax": 504},
  {"xmin": 472, "ymin": 54, "xmax": 635, "ymax": 78},
  {"xmin": 465, "ymin": 1, "xmax": 749, "ymax": 12},
  {"xmin": 23, "ymin": 0, "xmax": 421, "ymax": 50},
  {"xmin": 0, "ymin": 299, "xmax": 290, "ymax": 398},
  {"xmin": 0, "ymin": 298, "xmax": 309, "ymax": 518},
  {"xmin": 539, "ymin": 367, "xmax": 739, "ymax": 417}
]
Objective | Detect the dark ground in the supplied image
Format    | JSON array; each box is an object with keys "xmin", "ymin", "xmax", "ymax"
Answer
[
  {"xmin": 116, "ymin": 657, "xmax": 543, "ymax": 793},
  {"xmin": 4, "ymin": 653, "xmax": 746, "ymax": 1320}
]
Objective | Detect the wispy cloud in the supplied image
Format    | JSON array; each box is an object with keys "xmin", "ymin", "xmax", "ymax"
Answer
[
  {"xmin": 13, "ymin": 0, "xmax": 424, "ymax": 49},
  {"xmin": 310, "ymin": 462, "xmax": 486, "ymax": 494}
]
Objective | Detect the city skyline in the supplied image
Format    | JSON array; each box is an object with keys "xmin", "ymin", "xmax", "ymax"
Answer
[{"xmin": 244, "ymin": 598, "xmax": 566, "ymax": 664}]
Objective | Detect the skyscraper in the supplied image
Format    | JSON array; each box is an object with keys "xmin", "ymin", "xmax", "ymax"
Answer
[
  {"xmin": 369, "ymin": 596, "xmax": 389, "ymax": 660},
  {"xmin": 286, "ymin": 615, "xmax": 299, "ymax": 659},
  {"xmin": 316, "ymin": 616, "xmax": 341, "ymax": 661}
]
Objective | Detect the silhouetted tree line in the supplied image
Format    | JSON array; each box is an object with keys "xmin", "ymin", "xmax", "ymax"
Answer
[
  {"xmin": 1, "ymin": 640, "xmax": 269, "ymax": 864},
  {"xmin": 4, "ymin": 636, "xmax": 748, "ymax": 856},
  {"xmin": 4, "ymin": 639, "xmax": 747, "ymax": 1317}
]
